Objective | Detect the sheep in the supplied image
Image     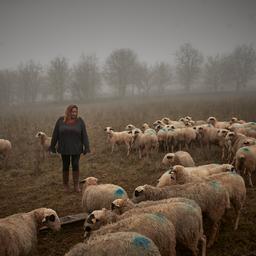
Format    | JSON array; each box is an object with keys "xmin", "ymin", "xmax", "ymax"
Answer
[
  {"xmin": 159, "ymin": 167, "xmax": 246, "ymax": 230},
  {"xmin": 132, "ymin": 182, "xmax": 230, "ymax": 248},
  {"xmin": 0, "ymin": 208, "xmax": 61, "ymax": 256},
  {"xmin": 235, "ymin": 145, "xmax": 256, "ymax": 187},
  {"xmin": 162, "ymin": 151, "xmax": 195, "ymax": 168},
  {"xmin": 225, "ymin": 132, "xmax": 256, "ymax": 163},
  {"xmin": 130, "ymin": 128, "xmax": 158, "ymax": 159},
  {"xmin": 81, "ymin": 177, "xmax": 128, "ymax": 213},
  {"xmin": 157, "ymin": 164, "xmax": 221, "ymax": 188},
  {"xmin": 85, "ymin": 201, "xmax": 206, "ymax": 256},
  {"xmin": 65, "ymin": 232, "xmax": 161, "ymax": 256},
  {"xmin": 0, "ymin": 139, "xmax": 12, "ymax": 170},
  {"xmin": 162, "ymin": 164, "xmax": 234, "ymax": 185},
  {"xmin": 207, "ymin": 117, "xmax": 230, "ymax": 129},
  {"xmin": 216, "ymin": 129, "xmax": 229, "ymax": 160},
  {"xmin": 229, "ymin": 117, "xmax": 246, "ymax": 125},
  {"xmin": 35, "ymin": 131, "xmax": 52, "ymax": 160},
  {"xmin": 104, "ymin": 127, "xmax": 132, "ymax": 156},
  {"xmin": 111, "ymin": 197, "xmax": 200, "ymax": 215},
  {"xmin": 84, "ymin": 213, "xmax": 176, "ymax": 256},
  {"xmin": 155, "ymin": 125, "xmax": 169, "ymax": 152}
]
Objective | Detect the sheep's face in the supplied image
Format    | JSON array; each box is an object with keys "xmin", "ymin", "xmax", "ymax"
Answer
[
  {"xmin": 84, "ymin": 209, "xmax": 107, "ymax": 237},
  {"xmin": 157, "ymin": 170, "xmax": 175, "ymax": 187},
  {"xmin": 230, "ymin": 117, "xmax": 238, "ymax": 124},
  {"xmin": 104, "ymin": 127, "xmax": 114, "ymax": 134},
  {"xmin": 125, "ymin": 124, "xmax": 135, "ymax": 131},
  {"xmin": 225, "ymin": 132, "xmax": 236, "ymax": 144},
  {"xmin": 162, "ymin": 153, "xmax": 174, "ymax": 165},
  {"xmin": 162, "ymin": 117, "xmax": 171, "ymax": 124},
  {"xmin": 41, "ymin": 209, "xmax": 61, "ymax": 231},
  {"xmin": 217, "ymin": 129, "xmax": 228, "ymax": 138},
  {"xmin": 111, "ymin": 198, "xmax": 126, "ymax": 215},
  {"xmin": 243, "ymin": 139, "xmax": 255, "ymax": 147},
  {"xmin": 223, "ymin": 164, "xmax": 235, "ymax": 172},
  {"xmin": 35, "ymin": 131, "xmax": 46, "ymax": 138},
  {"xmin": 141, "ymin": 123, "xmax": 149, "ymax": 131},
  {"xmin": 207, "ymin": 117, "xmax": 217, "ymax": 126},
  {"xmin": 132, "ymin": 186, "xmax": 147, "ymax": 203}
]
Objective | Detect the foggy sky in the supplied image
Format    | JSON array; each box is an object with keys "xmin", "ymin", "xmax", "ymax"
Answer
[{"xmin": 0, "ymin": 0, "xmax": 256, "ymax": 69}]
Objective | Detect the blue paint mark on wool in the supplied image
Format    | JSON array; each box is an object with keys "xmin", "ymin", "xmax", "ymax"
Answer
[
  {"xmin": 242, "ymin": 147, "xmax": 250, "ymax": 152},
  {"xmin": 148, "ymin": 212, "xmax": 166, "ymax": 223},
  {"xmin": 114, "ymin": 188, "xmax": 125, "ymax": 197},
  {"xmin": 132, "ymin": 236, "xmax": 150, "ymax": 249},
  {"xmin": 210, "ymin": 180, "xmax": 220, "ymax": 190}
]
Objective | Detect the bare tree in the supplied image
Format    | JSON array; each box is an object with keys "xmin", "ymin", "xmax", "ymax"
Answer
[
  {"xmin": 104, "ymin": 48, "xmax": 138, "ymax": 97},
  {"xmin": 47, "ymin": 56, "xmax": 69, "ymax": 102},
  {"xmin": 0, "ymin": 69, "xmax": 16, "ymax": 105},
  {"xmin": 18, "ymin": 60, "xmax": 42, "ymax": 103},
  {"xmin": 228, "ymin": 44, "xmax": 256, "ymax": 91},
  {"xmin": 204, "ymin": 55, "xmax": 223, "ymax": 91},
  {"xmin": 175, "ymin": 43, "xmax": 203, "ymax": 91},
  {"xmin": 133, "ymin": 62, "xmax": 153, "ymax": 96},
  {"xmin": 72, "ymin": 54, "xmax": 101, "ymax": 100},
  {"xmin": 151, "ymin": 62, "xmax": 172, "ymax": 94}
]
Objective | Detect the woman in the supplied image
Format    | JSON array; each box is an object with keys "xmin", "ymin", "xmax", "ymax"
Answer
[{"xmin": 50, "ymin": 104, "xmax": 90, "ymax": 192}]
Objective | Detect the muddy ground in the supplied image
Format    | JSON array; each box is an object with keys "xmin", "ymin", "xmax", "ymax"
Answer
[{"xmin": 0, "ymin": 92, "xmax": 256, "ymax": 255}]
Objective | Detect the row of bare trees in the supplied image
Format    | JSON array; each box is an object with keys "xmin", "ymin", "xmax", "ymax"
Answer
[{"xmin": 0, "ymin": 43, "xmax": 256, "ymax": 105}]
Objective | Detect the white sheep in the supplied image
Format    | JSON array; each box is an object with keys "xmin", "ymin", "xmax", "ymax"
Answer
[
  {"xmin": 65, "ymin": 232, "xmax": 161, "ymax": 256},
  {"xmin": 207, "ymin": 117, "xmax": 230, "ymax": 129},
  {"xmin": 35, "ymin": 131, "xmax": 52, "ymax": 160},
  {"xmin": 132, "ymin": 182, "xmax": 230, "ymax": 248},
  {"xmin": 85, "ymin": 212, "xmax": 176, "ymax": 256},
  {"xmin": 81, "ymin": 177, "xmax": 128, "ymax": 213},
  {"xmin": 235, "ymin": 145, "xmax": 256, "ymax": 187},
  {"xmin": 85, "ymin": 201, "xmax": 206, "ymax": 256},
  {"xmin": 162, "ymin": 151, "xmax": 195, "ymax": 167},
  {"xmin": 104, "ymin": 127, "xmax": 132, "ymax": 156},
  {"xmin": 157, "ymin": 164, "xmax": 220, "ymax": 188},
  {"xmin": 130, "ymin": 128, "xmax": 158, "ymax": 159},
  {"xmin": 0, "ymin": 139, "xmax": 12, "ymax": 170},
  {"xmin": 158, "ymin": 167, "xmax": 246, "ymax": 230},
  {"xmin": 0, "ymin": 208, "xmax": 61, "ymax": 256}
]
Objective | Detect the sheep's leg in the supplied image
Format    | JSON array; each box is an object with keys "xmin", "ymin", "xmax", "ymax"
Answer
[
  {"xmin": 111, "ymin": 144, "xmax": 115, "ymax": 154},
  {"xmin": 200, "ymin": 235, "xmax": 207, "ymax": 256},
  {"xmin": 221, "ymin": 147, "xmax": 225, "ymax": 161},
  {"xmin": 139, "ymin": 148, "xmax": 142, "ymax": 159},
  {"xmin": 126, "ymin": 143, "xmax": 130, "ymax": 156},
  {"xmin": 207, "ymin": 222, "xmax": 220, "ymax": 248},
  {"xmin": 234, "ymin": 209, "xmax": 241, "ymax": 230},
  {"xmin": 248, "ymin": 172, "xmax": 253, "ymax": 187}
]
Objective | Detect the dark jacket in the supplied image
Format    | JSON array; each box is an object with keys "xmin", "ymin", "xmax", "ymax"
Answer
[{"xmin": 50, "ymin": 116, "xmax": 90, "ymax": 155}]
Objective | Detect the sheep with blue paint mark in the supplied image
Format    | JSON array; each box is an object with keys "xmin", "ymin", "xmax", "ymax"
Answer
[
  {"xmin": 235, "ymin": 145, "xmax": 256, "ymax": 187},
  {"xmin": 159, "ymin": 167, "xmax": 246, "ymax": 230},
  {"xmin": 84, "ymin": 213, "xmax": 176, "ymax": 256},
  {"xmin": 85, "ymin": 201, "xmax": 206, "ymax": 256},
  {"xmin": 65, "ymin": 232, "xmax": 161, "ymax": 256},
  {"xmin": 132, "ymin": 181, "xmax": 230, "ymax": 248},
  {"xmin": 81, "ymin": 177, "xmax": 128, "ymax": 213}
]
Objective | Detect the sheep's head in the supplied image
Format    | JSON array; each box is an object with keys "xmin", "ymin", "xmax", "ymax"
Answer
[
  {"xmin": 111, "ymin": 198, "xmax": 128, "ymax": 214},
  {"xmin": 162, "ymin": 153, "xmax": 175, "ymax": 166},
  {"xmin": 230, "ymin": 117, "xmax": 238, "ymax": 124},
  {"xmin": 225, "ymin": 131, "xmax": 236, "ymax": 144},
  {"xmin": 84, "ymin": 208, "xmax": 109, "ymax": 238},
  {"xmin": 104, "ymin": 127, "xmax": 114, "ymax": 134},
  {"xmin": 222, "ymin": 164, "xmax": 235, "ymax": 172},
  {"xmin": 80, "ymin": 177, "xmax": 98, "ymax": 189},
  {"xmin": 207, "ymin": 117, "xmax": 217, "ymax": 126},
  {"xmin": 132, "ymin": 185, "xmax": 148, "ymax": 203},
  {"xmin": 125, "ymin": 124, "xmax": 135, "ymax": 131},
  {"xmin": 156, "ymin": 169, "xmax": 175, "ymax": 187},
  {"xmin": 161, "ymin": 117, "xmax": 171, "ymax": 125},
  {"xmin": 217, "ymin": 129, "xmax": 229, "ymax": 138},
  {"xmin": 141, "ymin": 123, "xmax": 150, "ymax": 131},
  {"xmin": 35, "ymin": 131, "xmax": 46, "ymax": 138},
  {"xmin": 35, "ymin": 208, "xmax": 61, "ymax": 231}
]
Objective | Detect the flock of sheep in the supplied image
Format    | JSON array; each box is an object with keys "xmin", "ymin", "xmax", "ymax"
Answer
[{"xmin": 0, "ymin": 115, "xmax": 256, "ymax": 255}]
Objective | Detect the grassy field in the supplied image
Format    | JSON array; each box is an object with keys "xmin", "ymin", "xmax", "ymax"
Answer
[{"xmin": 0, "ymin": 91, "xmax": 256, "ymax": 256}]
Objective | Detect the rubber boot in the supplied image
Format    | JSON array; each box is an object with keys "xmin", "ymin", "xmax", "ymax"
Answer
[
  {"xmin": 63, "ymin": 171, "xmax": 70, "ymax": 192},
  {"xmin": 72, "ymin": 171, "xmax": 81, "ymax": 193}
]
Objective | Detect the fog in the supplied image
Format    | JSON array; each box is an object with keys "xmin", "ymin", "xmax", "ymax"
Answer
[{"xmin": 0, "ymin": 0, "xmax": 256, "ymax": 104}]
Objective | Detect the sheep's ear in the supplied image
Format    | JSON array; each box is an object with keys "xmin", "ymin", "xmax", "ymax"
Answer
[
  {"xmin": 110, "ymin": 128, "xmax": 114, "ymax": 131},
  {"xmin": 135, "ymin": 130, "xmax": 139, "ymax": 134},
  {"xmin": 128, "ymin": 131, "xmax": 132, "ymax": 134},
  {"xmin": 104, "ymin": 128, "xmax": 107, "ymax": 131},
  {"xmin": 134, "ymin": 190, "xmax": 142, "ymax": 197},
  {"xmin": 79, "ymin": 179, "xmax": 86, "ymax": 184}
]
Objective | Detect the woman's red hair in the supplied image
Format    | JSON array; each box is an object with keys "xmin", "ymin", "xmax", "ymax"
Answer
[{"xmin": 64, "ymin": 104, "xmax": 78, "ymax": 123}]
